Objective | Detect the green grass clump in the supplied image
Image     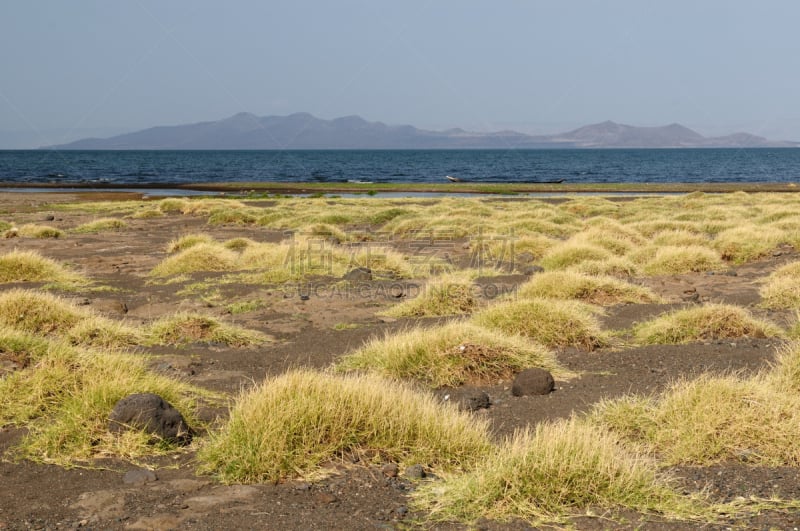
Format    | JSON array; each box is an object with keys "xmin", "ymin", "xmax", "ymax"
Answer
[
  {"xmin": 197, "ymin": 369, "xmax": 493, "ymax": 483},
  {"xmin": 472, "ymin": 298, "xmax": 608, "ymax": 350},
  {"xmin": 518, "ymin": 271, "xmax": 660, "ymax": 306},
  {"xmin": 15, "ymin": 224, "xmax": 64, "ymax": 239},
  {"xmin": 0, "ymin": 330, "xmax": 209, "ymax": 465},
  {"xmin": 336, "ymin": 322, "xmax": 564, "ymax": 387},
  {"xmin": 0, "ymin": 250, "xmax": 84, "ymax": 284},
  {"xmin": 414, "ymin": 419, "xmax": 701, "ymax": 524},
  {"xmin": 382, "ymin": 273, "xmax": 478, "ymax": 317},
  {"xmin": 631, "ymin": 304, "xmax": 783, "ymax": 344},
  {"xmin": 166, "ymin": 233, "xmax": 216, "ymax": 253},
  {"xmin": 639, "ymin": 245, "xmax": 724, "ymax": 275},
  {"xmin": 72, "ymin": 218, "xmax": 127, "ymax": 233},
  {"xmin": 150, "ymin": 243, "xmax": 239, "ymax": 277},
  {"xmin": 146, "ymin": 312, "xmax": 269, "ymax": 347}
]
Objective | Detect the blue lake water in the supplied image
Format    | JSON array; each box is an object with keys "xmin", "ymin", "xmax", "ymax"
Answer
[{"xmin": 1, "ymin": 149, "xmax": 799, "ymax": 185}]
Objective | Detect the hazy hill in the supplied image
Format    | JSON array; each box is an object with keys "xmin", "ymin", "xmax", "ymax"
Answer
[{"xmin": 44, "ymin": 114, "xmax": 798, "ymax": 150}]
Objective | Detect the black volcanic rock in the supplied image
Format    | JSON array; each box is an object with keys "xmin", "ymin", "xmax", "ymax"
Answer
[{"xmin": 44, "ymin": 114, "xmax": 798, "ymax": 150}]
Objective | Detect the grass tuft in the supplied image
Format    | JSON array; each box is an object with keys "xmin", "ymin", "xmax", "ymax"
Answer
[
  {"xmin": 595, "ymin": 344, "xmax": 800, "ymax": 466},
  {"xmin": 0, "ymin": 289, "xmax": 142, "ymax": 348},
  {"xmin": 146, "ymin": 312, "xmax": 269, "ymax": 347},
  {"xmin": 539, "ymin": 242, "xmax": 614, "ymax": 271},
  {"xmin": 222, "ymin": 237, "xmax": 258, "ymax": 251},
  {"xmin": 129, "ymin": 207, "xmax": 165, "ymax": 219},
  {"xmin": 518, "ymin": 271, "xmax": 661, "ymax": 305},
  {"xmin": 414, "ymin": 418, "xmax": 703, "ymax": 524},
  {"xmin": 638, "ymin": 245, "xmax": 724, "ymax": 275},
  {"xmin": 631, "ymin": 304, "xmax": 783, "ymax": 344},
  {"xmin": 15, "ymin": 224, "xmax": 64, "ymax": 239},
  {"xmin": 336, "ymin": 321, "xmax": 564, "ymax": 387},
  {"xmin": 72, "ymin": 218, "xmax": 127, "ymax": 233},
  {"xmin": 472, "ymin": 298, "xmax": 608, "ymax": 350},
  {"xmin": 382, "ymin": 273, "xmax": 478, "ymax": 317},
  {"xmin": 166, "ymin": 233, "xmax": 215, "ymax": 253},
  {"xmin": 0, "ymin": 250, "xmax": 84, "ymax": 284},
  {"xmin": 197, "ymin": 369, "xmax": 493, "ymax": 483},
  {"xmin": 0, "ymin": 330, "xmax": 211, "ymax": 465},
  {"xmin": 150, "ymin": 243, "xmax": 239, "ymax": 277},
  {"xmin": 759, "ymin": 262, "xmax": 800, "ymax": 309}
]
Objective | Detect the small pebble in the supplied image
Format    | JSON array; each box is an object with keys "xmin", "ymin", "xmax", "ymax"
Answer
[{"xmin": 381, "ymin": 463, "xmax": 399, "ymax": 478}]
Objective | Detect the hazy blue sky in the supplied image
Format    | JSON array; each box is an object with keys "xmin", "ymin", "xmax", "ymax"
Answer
[{"xmin": 2, "ymin": 1, "xmax": 800, "ymax": 147}]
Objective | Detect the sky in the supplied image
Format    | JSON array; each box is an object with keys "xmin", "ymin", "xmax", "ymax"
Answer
[{"xmin": 2, "ymin": 1, "xmax": 800, "ymax": 148}]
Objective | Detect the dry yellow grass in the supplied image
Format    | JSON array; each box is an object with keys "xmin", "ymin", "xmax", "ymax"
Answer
[
  {"xmin": 382, "ymin": 273, "xmax": 478, "ymax": 317},
  {"xmin": 336, "ymin": 321, "xmax": 564, "ymax": 387},
  {"xmin": 14, "ymin": 224, "xmax": 64, "ymax": 239},
  {"xmin": 197, "ymin": 369, "xmax": 493, "ymax": 483},
  {"xmin": 146, "ymin": 312, "xmax": 269, "ymax": 347},
  {"xmin": 760, "ymin": 274, "xmax": 800, "ymax": 309},
  {"xmin": 166, "ymin": 233, "xmax": 216, "ymax": 253},
  {"xmin": 631, "ymin": 304, "xmax": 783, "ymax": 344},
  {"xmin": 518, "ymin": 271, "xmax": 661, "ymax": 305},
  {"xmin": 72, "ymin": 218, "xmax": 127, "ymax": 233},
  {"xmin": 129, "ymin": 207, "xmax": 165, "ymax": 219},
  {"xmin": 150, "ymin": 243, "xmax": 239, "ymax": 276},
  {"xmin": 539, "ymin": 242, "xmax": 614, "ymax": 271},
  {"xmin": 414, "ymin": 418, "xmax": 702, "ymax": 524},
  {"xmin": 638, "ymin": 245, "xmax": 724, "ymax": 275},
  {"xmin": 594, "ymin": 343, "xmax": 800, "ymax": 466},
  {"xmin": 565, "ymin": 256, "xmax": 640, "ymax": 277},
  {"xmin": 0, "ymin": 250, "xmax": 84, "ymax": 284},
  {"xmin": 714, "ymin": 225, "xmax": 784, "ymax": 264},
  {"xmin": 0, "ymin": 289, "xmax": 141, "ymax": 348},
  {"xmin": 0, "ymin": 329, "xmax": 211, "ymax": 465},
  {"xmin": 472, "ymin": 298, "xmax": 608, "ymax": 350}
]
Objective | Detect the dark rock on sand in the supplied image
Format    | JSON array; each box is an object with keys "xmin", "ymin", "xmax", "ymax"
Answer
[
  {"xmin": 512, "ymin": 368, "xmax": 555, "ymax": 396},
  {"xmin": 343, "ymin": 267, "xmax": 372, "ymax": 282},
  {"xmin": 404, "ymin": 464, "xmax": 426, "ymax": 479},
  {"xmin": 443, "ymin": 387, "xmax": 491, "ymax": 411},
  {"xmin": 108, "ymin": 393, "xmax": 192, "ymax": 445}
]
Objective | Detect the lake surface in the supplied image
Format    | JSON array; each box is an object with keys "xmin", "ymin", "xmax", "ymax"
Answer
[{"xmin": 1, "ymin": 149, "xmax": 799, "ymax": 185}]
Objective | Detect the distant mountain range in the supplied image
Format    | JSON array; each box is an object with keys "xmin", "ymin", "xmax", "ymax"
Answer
[{"xmin": 44, "ymin": 112, "xmax": 799, "ymax": 150}]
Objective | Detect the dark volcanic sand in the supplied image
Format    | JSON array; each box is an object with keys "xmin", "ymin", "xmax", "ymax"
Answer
[{"xmin": 1, "ymin": 192, "xmax": 800, "ymax": 530}]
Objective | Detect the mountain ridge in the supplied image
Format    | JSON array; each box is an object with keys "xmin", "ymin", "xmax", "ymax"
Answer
[{"xmin": 44, "ymin": 113, "xmax": 799, "ymax": 150}]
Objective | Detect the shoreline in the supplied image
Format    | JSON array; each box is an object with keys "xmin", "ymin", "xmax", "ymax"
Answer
[{"xmin": 0, "ymin": 180, "xmax": 799, "ymax": 195}]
